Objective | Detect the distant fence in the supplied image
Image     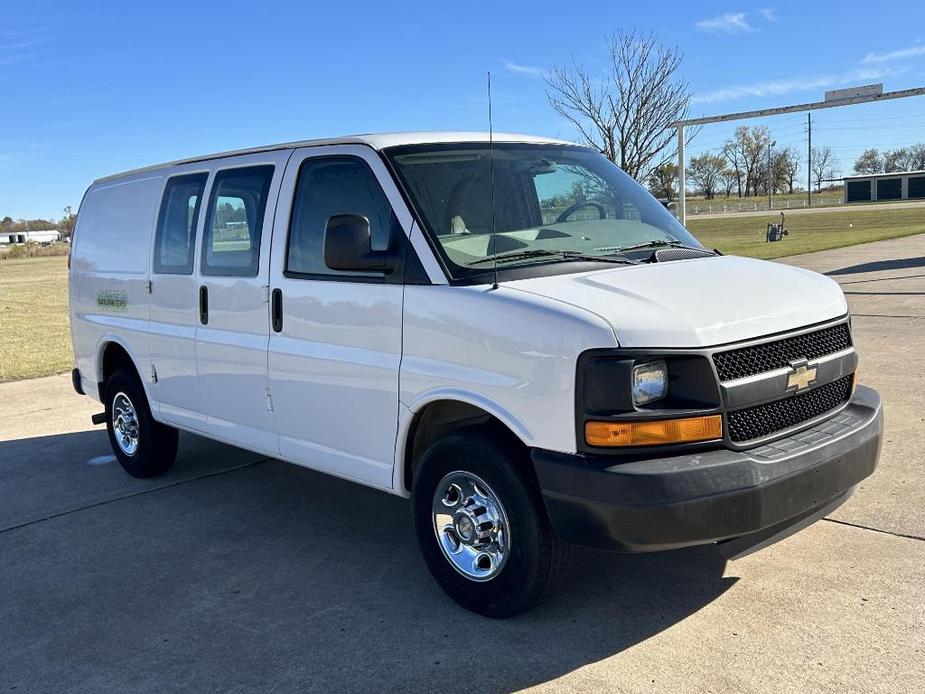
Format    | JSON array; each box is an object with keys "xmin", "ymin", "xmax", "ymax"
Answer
[{"xmin": 680, "ymin": 197, "xmax": 842, "ymax": 216}]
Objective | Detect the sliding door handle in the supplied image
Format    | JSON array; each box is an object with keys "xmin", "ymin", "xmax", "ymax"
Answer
[
  {"xmin": 271, "ymin": 288, "xmax": 283, "ymax": 332},
  {"xmin": 199, "ymin": 285, "xmax": 209, "ymax": 325}
]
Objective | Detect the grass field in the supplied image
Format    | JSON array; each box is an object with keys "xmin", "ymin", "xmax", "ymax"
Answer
[
  {"xmin": 0, "ymin": 207, "xmax": 923, "ymax": 383},
  {"xmin": 0, "ymin": 256, "xmax": 71, "ymax": 383},
  {"xmin": 688, "ymin": 205, "xmax": 925, "ymax": 259}
]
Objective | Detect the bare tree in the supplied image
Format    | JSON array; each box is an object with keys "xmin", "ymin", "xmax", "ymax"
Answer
[
  {"xmin": 775, "ymin": 147, "xmax": 800, "ymax": 194},
  {"xmin": 687, "ymin": 153, "xmax": 726, "ymax": 199},
  {"xmin": 810, "ymin": 146, "xmax": 839, "ymax": 191},
  {"xmin": 722, "ymin": 141, "xmax": 745, "ymax": 197},
  {"xmin": 546, "ymin": 30, "xmax": 691, "ymax": 180}
]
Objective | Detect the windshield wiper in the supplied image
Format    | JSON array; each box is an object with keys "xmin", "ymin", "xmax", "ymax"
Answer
[
  {"xmin": 467, "ymin": 249, "xmax": 635, "ymax": 267},
  {"xmin": 602, "ymin": 239, "xmax": 706, "ymax": 254}
]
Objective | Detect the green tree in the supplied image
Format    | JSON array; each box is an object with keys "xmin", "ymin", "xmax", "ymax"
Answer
[
  {"xmin": 884, "ymin": 148, "xmax": 914, "ymax": 172},
  {"xmin": 853, "ymin": 149, "xmax": 883, "ymax": 175},
  {"xmin": 59, "ymin": 206, "xmax": 77, "ymax": 239},
  {"xmin": 722, "ymin": 126, "xmax": 772, "ymax": 197},
  {"xmin": 647, "ymin": 162, "xmax": 678, "ymax": 201},
  {"xmin": 719, "ymin": 168, "xmax": 740, "ymax": 198},
  {"xmin": 687, "ymin": 153, "xmax": 726, "ymax": 199}
]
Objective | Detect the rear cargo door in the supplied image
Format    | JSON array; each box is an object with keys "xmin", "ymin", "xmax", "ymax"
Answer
[
  {"xmin": 148, "ymin": 169, "xmax": 209, "ymax": 429},
  {"xmin": 194, "ymin": 151, "xmax": 290, "ymax": 454}
]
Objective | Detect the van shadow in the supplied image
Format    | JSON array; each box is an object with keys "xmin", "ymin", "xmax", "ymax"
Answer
[
  {"xmin": 0, "ymin": 427, "xmax": 265, "ymax": 531},
  {"xmin": 828, "ymin": 256, "xmax": 925, "ymax": 276},
  {"xmin": 1, "ymin": 431, "xmax": 736, "ymax": 692}
]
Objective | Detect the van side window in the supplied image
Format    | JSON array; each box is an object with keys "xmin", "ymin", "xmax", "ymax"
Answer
[
  {"xmin": 286, "ymin": 157, "xmax": 399, "ymax": 277},
  {"xmin": 201, "ymin": 165, "xmax": 274, "ymax": 277},
  {"xmin": 153, "ymin": 173, "xmax": 207, "ymax": 274}
]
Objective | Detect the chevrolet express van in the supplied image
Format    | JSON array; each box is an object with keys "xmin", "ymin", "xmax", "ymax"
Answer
[{"xmin": 69, "ymin": 133, "xmax": 883, "ymax": 616}]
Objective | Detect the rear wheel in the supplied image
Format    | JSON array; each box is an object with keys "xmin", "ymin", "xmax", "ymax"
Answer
[
  {"xmin": 104, "ymin": 369, "xmax": 178, "ymax": 478},
  {"xmin": 411, "ymin": 430, "xmax": 570, "ymax": 617}
]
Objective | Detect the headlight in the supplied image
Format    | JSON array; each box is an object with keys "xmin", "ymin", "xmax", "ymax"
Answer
[{"xmin": 632, "ymin": 360, "xmax": 668, "ymax": 406}]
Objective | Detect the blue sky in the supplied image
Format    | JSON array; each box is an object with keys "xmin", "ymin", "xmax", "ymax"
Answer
[{"xmin": 2, "ymin": 0, "xmax": 925, "ymax": 219}]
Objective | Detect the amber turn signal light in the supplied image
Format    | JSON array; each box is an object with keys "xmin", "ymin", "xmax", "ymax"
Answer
[{"xmin": 585, "ymin": 415, "xmax": 723, "ymax": 447}]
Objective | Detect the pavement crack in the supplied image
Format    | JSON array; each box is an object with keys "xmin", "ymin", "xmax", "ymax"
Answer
[
  {"xmin": 823, "ymin": 517, "xmax": 925, "ymax": 542},
  {"xmin": 0, "ymin": 458, "xmax": 271, "ymax": 536}
]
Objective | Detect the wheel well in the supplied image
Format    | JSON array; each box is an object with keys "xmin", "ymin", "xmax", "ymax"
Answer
[
  {"xmin": 99, "ymin": 342, "xmax": 140, "ymax": 393},
  {"xmin": 403, "ymin": 400, "xmax": 525, "ymax": 493}
]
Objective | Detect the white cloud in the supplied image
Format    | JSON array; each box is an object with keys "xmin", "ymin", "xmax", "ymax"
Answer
[
  {"xmin": 861, "ymin": 44, "xmax": 925, "ymax": 64},
  {"xmin": 692, "ymin": 67, "xmax": 896, "ymax": 104},
  {"xmin": 503, "ymin": 61, "xmax": 546, "ymax": 78},
  {"xmin": 696, "ymin": 12, "xmax": 752, "ymax": 34},
  {"xmin": 757, "ymin": 8, "xmax": 777, "ymax": 21}
]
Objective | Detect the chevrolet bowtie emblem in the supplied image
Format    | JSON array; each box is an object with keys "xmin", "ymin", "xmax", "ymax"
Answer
[{"xmin": 787, "ymin": 360, "xmax": 817, "ymax": 391}]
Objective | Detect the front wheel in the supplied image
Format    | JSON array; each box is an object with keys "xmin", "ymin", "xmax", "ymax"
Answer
[
  {"xmin": 411, "ymin": 431, "xmax": 570, "ymax": 617},
  {"xmin": 104, "ymin": 369, "xmax": 178, "ymax": 478}
]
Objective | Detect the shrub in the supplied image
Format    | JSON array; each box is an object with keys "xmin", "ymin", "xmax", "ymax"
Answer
[{"xmin": 0, "ymin": 241, "xmax": 69, "ymax": 260}]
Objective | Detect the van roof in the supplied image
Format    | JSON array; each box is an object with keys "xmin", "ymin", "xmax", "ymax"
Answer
[{"xmin": 94, "ymin": 131, "xmax": 578, "ymax": 184}]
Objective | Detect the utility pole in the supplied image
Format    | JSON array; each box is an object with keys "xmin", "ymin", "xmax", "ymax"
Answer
[
  {"xmin": 677, "ymin": 125, "xmax": 686, "ymax": 225},
  {"xmin": 768, "ymin": 139, "xmax": 776, "ymax": 210},
  {"xmin": 807, "ymin": 112, "xmax": 812, "ymax": 207}
]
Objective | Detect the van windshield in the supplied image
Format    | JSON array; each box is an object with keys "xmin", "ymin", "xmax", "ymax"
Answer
[{"xmin": 385, "ymin": 143, "xmax": 700, "ymax": 280}]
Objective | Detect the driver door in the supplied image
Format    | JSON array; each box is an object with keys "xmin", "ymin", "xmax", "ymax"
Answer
[{"xmin": 267, "ymin": 145, "xmax": 411, "ymax": 488}]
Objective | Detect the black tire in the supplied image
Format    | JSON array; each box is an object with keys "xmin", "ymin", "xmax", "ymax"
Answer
[
  {"xmin": 103, "ymin": 369, "xmax": 178, "ymax": 478},
  {"xmin": 411, "ymin": 429, "xmax": 570, "ymax": 617}
]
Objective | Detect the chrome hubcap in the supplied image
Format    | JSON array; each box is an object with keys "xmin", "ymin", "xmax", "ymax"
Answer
[
  {"xmin": 432, "ymin": 471, "xmax": 510, "ymax": 582},
  {"xmin": 112, "ymin": 392, "xmax": 139, "ymax": 456}
]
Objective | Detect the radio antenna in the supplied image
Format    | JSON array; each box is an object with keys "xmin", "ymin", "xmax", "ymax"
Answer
[{"xmin": 488, "ymin": 71, "xmax": 499, "ymax": 290}]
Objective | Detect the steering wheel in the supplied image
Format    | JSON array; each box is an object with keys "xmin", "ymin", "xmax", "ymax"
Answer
[{"xmin": 555, "ymin": 201, "xmax": 607, "ymax": 223}]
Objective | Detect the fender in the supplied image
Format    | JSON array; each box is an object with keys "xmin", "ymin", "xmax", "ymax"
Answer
[
  {"xmin": 94, "ymin": 333, "xmax": 156, "ymax": 412},
  {"xmin": 392, "ymin": 387, "xmax": 534, "ymax": 496}
]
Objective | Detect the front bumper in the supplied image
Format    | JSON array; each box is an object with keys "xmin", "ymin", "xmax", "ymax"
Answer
[{"xmin": 532, "ymin": 385, "xmax": 883, "ymax": 555}]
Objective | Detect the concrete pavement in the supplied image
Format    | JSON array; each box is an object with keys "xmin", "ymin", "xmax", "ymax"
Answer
[{"xmin": 2, "ymin": 235, "xmax": 924, "ymax": 693}]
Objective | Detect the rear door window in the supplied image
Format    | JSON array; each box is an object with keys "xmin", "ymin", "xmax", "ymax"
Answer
[
  {"xmin": 153, "ymin": 173, "xmax": 207, "ymax": 274},
  {"xmin": 201, "ymin": 166, "xmax": 274, "ymax": 276}
]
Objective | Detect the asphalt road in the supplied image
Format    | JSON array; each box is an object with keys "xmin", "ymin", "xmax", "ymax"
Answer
[{"xmin": 2, "ymin": 235, "xmax": 924, "ymax": 693}]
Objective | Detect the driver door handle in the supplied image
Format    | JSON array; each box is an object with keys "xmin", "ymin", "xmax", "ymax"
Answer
[
  {"xmin": 271, "ymin": 288, "xmax": 283, "ymax": 333},
  {"xmin": 199, "ymin": 285, "xmax": 209, "ymax": 325}
]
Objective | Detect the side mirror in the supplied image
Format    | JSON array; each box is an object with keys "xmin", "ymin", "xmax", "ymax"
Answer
[{"xmin": 324, "ymin": 214, "xmax": 395, "ymax": 273}]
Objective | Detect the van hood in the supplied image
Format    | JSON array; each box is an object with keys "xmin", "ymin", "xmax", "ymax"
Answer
[{"xmin": 505, "ymin": 255, "xmax": 847, "ymax": 348}]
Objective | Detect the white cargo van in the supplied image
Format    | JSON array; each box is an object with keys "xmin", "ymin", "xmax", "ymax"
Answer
[{"xmin": 70, "ymin": 133, "xmax": 882, "ymax": 616}]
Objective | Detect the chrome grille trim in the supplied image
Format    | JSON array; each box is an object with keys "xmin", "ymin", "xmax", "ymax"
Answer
[{"xmin": 713, "ymin": 321, "xmax": 852, "ymax": 382}]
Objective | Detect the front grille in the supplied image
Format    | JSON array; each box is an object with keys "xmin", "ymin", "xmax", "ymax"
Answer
[
  {"xmin": 713, "ymin": 323, "xmax": 852, "ymax": 381},
  {"xmin": 727, "ymin": 375, "xmax": 853, "ymax": 443}
]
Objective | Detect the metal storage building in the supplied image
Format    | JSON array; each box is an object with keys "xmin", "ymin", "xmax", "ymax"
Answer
[
  {"xmin": 0, "ymin": 229, "xmax": 60, "ymax": 245},
  {"xmin": 843, "ymin": 170, "xmax": 925, "ymax": 203}
]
